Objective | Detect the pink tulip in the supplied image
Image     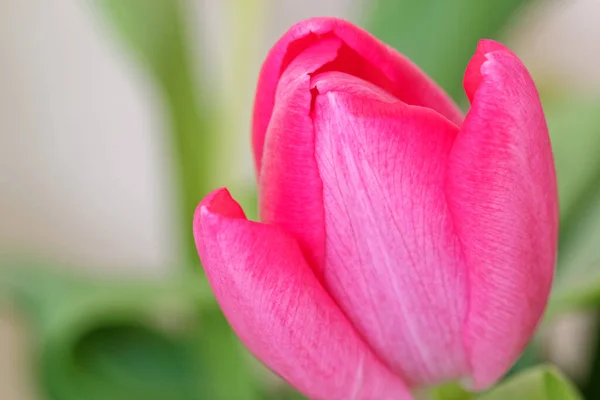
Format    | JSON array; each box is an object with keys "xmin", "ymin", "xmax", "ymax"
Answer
[{"xmin": 193, "ymin": 17, "xmax": 558, "ymax": 400}]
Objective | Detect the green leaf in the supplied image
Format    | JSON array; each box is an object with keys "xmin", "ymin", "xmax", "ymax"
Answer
[
  {"xmin": 477, "ymin": 365, "xmax": 582, "ymax": 400},
  {"xmin": 364, "ymin": 0, "xmax": 531, "ymax": 103},
  {"xmin": 429, "ymin": 382, "xmax": 473, "ymax": 400}
]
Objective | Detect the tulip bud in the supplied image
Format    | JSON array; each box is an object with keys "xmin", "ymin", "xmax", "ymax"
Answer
[{"xmin": 194, "ymin": 17, "xmax": 558, "ymax": 400}]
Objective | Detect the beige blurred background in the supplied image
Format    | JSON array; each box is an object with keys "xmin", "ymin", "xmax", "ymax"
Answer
[{"xmin": 2, "ymin": 0, "xmax": 600, "ymax": 398}]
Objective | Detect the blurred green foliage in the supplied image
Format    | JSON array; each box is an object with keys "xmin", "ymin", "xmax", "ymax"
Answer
[
  {"xmin": 3, "ymin": 263, "xmax": 203, "ymax": 400},
  {"xmin": 429, "ymin": 366, "xmax": 582, "ymax": 400},
  {"xmin": 365, "ymin": 0, "xmax": 530, "ymax": 103},
  {"xmin": 544, "ymin": 96, "xmax": 600, "ymax": 259},
  {"xmin": 477, "ymin": 365, "xmax": 582, "ymax": 400},
  {"xmin": 2, "ymin": 262, "xmax": 267, "ymax": 400}
]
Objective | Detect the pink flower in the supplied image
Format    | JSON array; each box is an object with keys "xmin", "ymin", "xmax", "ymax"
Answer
[{"xmin": 193, "ymin": 17, "xmax": 558, "ymax": 400}]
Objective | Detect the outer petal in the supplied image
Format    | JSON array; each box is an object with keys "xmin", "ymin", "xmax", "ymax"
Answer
[
  {"xmin": 447, "ymin": 40, "xmax": 558, "ymax": 389},
  {"xmin": 252, "ymin": 17, "xmax": 463, "ymax": 175},
  {"xmin": 311, "ymin": 72, "xmax": 469, "ymax": 386},
  {"xmin": 194, "ymin": 188, "xmax": 413, "ymax": 400}
]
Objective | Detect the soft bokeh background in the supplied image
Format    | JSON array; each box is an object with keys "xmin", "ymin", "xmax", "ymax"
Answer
[{"xmin": 2, "ymin": 0, "xmax": 600, "ymax": 399}]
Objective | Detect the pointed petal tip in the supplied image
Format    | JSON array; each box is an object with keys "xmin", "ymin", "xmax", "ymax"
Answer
[
  {"xmin": 464, "ymin": 39, "xmax": 517, "ymax": 103},
  {"xmin": 195, "ymin": 188, "xmax": 246, "ymax": 222},
  {"xmin": 287, "ymin": 16, "xmax": 344, "ymax": 31},
  {"xmin": 193, "ymin": 188, "xmax": 247, "ymax": 252},
  {"xmin": 476, "ymin": 39, "xmax": 513, "ymax": 55}
]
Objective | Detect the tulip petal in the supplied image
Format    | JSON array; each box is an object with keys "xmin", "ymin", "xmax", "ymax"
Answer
[
  {"xmin": 447, "ymin": 40, "xmax": 558, "ymax": 389},
  {"xmin": 194, "ymin": 188, "xmax": 413, "ymax": 400},
  {"xmin": 253, "ymin": 17, "xmax": 463, "ymax": 175},
  {"xmin": 311, "ymin": 72, "xmax": 469, "ymax": 386},
  {"xmin": 258, "ymin": 38, "xmax": 343, "ymax": 280}
]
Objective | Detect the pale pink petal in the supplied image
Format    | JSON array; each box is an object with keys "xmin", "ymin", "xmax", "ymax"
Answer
[
  {"xmin": 194, "ymin": 188, "xmax": 413, "ymax": 400},
  {"xmin": 311, "ymin": 72, "xmax": 469, "ymax": 386},
  {"xmin": 252, "ymin": 17, "xmax": 463, "ymax": 175},
  {"xmin": 447, "ymin": 40, "xmax": 558, "ymax": 389}
]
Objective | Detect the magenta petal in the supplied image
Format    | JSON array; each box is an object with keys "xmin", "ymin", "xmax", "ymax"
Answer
[
  {"xmin": 252, "ymin": 17, "xmax": 463, "ymax": 175},
  {"xmin": 194, "ymin": 189, "xmax": 413, "ymax": 400},
  {"xmin": 447, "ymin": 40, "xmax": 559, "ymax": 389},
  {"xmin": 311, "ymin": 73, "xmax": 469, "ymax": 386},
  {"xmin": 258, "ymin": 38, "xmax": 343, "ymax": 279}
]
